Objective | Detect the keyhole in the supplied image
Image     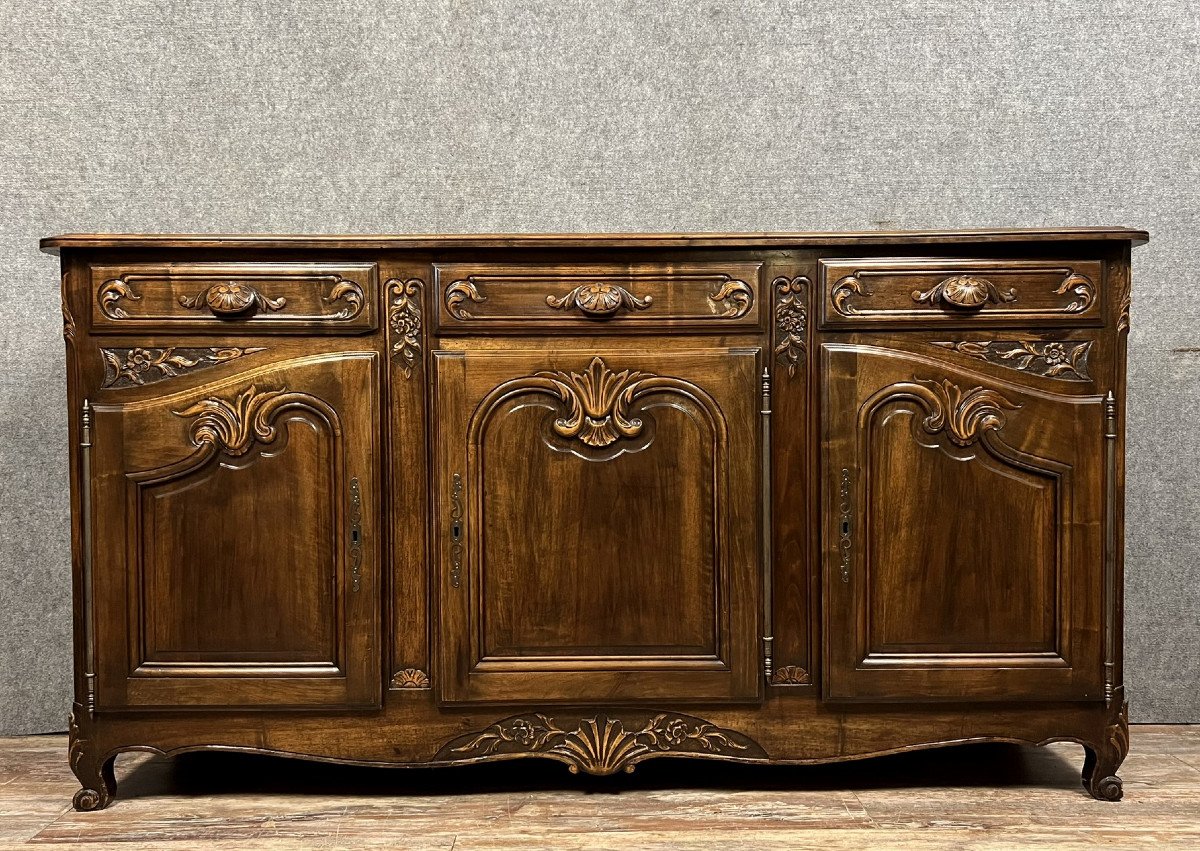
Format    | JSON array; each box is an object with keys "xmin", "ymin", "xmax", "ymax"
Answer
[
  {"xmin": 452, "ymin": 522, "xmax": 462, "ymax": 540},
  {"xmin": 841, "ymin": 520, "xmax": 850, "ymax": 535}
]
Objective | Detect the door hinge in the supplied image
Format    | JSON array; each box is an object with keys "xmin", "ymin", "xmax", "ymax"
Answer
[
  {"xmin": 79, "ymin": 400, "xmax": 96, "ymax": 717},
  {"xmin": 1103, "ymin": 391, "xmax": 1118, "ymax": 705},
  {"xmin": 760, "ymin": 368, "xmax": 774, "ymax": 685}
]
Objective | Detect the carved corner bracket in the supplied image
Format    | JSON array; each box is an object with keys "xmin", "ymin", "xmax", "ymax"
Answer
[{"xmin": 436, "ymin": 712, "xmax": 765, "ymax": 775}]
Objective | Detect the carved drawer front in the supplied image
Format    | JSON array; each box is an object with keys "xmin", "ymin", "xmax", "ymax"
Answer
[
  {"xmin": 819, "ymin": 258, "xmax": 1104, "ymax": 328},
  {"xmin": 433, "ymin": 262, "xmax": 763, "ymax": 332},
  {"xmin": 90, "ymin": 263, "xmax": 377, "ymax": 333}
]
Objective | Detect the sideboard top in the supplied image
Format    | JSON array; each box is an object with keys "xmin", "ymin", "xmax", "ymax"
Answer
[{"xmin": 40, "ymin": 227, "xmax": 1149, "ymax": 254}]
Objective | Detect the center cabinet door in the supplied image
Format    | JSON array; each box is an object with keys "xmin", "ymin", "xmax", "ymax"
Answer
[{"xmin": 433, "ymin": 346, "xmax": 762, "ymax": 704}]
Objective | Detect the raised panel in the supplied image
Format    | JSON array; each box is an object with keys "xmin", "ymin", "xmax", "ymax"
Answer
[
  {"xmin": 434, "ymin": 347, "xmax": 761, "ymax": 704},
  {"xmin": 822, "ymin": 342, "xmax": 1104, "ymax": 702},
  {"xmin": 90, "ymin": 353, "xmax": 381, "ymax": 708}
]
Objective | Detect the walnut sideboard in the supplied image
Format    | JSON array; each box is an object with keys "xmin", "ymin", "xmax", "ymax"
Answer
[{"xmin": 43, "ymin": 229, "xmax": 1146, "ymax": 809}]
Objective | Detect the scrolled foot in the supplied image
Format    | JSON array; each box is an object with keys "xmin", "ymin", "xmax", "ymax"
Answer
[
  {"xmin": 1082, "ymin": 701, "xmax": 1129, "ymax": 802},
  {"xmin": 68, "ymin": 706, "xmax": 117, "ymax": 811}
]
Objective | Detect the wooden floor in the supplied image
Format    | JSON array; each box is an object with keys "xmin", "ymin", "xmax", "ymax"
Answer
[{"xmin": 1, "ymin": 726, "xmax": 1198, "ymax": 849}]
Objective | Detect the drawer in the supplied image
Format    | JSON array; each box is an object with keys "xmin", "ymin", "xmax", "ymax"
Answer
[
  {"xmin": 432, "ymin": 262, "xmax": 763, "ymax": 332},
  {"xmin": 818, "ymin": 258, "xmax": 1104, "ymax": 328},
  {"xmin": 90, "ymin": 262, "xmax": 378, "ymax": 333}
]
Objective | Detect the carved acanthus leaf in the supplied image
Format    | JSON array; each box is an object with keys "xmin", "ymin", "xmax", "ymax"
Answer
[
  {"xmin": 706, "ymin": 277, "xmax": 754, "ymax": 318},
  {"xmin": 1055, "ymin": 272, "xmax": 1095, "ymax": 313},
  {"xmin": 324, "ymin": 279, "xmax": 365, "ymax": 319},
  {"xmin": 932, "ymin": 340, "xmax": 1092, "ymax": 381},
  {"xmin": 772, "ymin": 275, "xmax": 808, "ymax": 376},
  {"xmin": 387, "ymin": 278, "xmax": 424, "ymax": 377},
  {"xmin": 535, "ymin": 356, "xmax": 652, "ymax": 448},
  {"xmin": 172, "ymin": 385, "xmax": 326, "ymax": 456},
  {"xmin": 546, "ymin": 283, "xmax": 652, "ymax": 316},
  {"xmin": 915, "ymin": 378, "xmax": 1021, "ymax": 446},
  {"xmin": 438, "ymin": 712, "xmax": 763, "ymax": 775},
  {"xmin": 445, "ymin": 279, "xmax": 487, "ymax": 319},
  {"xmin": 830, "ymin": 275, "xmax": 872, "ymax": 316},
  {"xmin": 912, "ymin": 275, "xmax": 1017, "ymax": 309},
  {"xmin": 101, "ymin": 346, "xmax": 266, "ymax": 389},
  {"xmin": 98, "ymin": 279, "xmax": 142, "ymax": 319}
]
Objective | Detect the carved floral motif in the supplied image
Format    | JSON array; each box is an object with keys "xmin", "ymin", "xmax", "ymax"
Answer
[
  {"xmin": 772, "ymin": 275, "xmax": 808, "ymax": 376},
  {"xmin": 932, "ymin": 340, "xmax": 1092, "ymax": 381},
  {"xmin": 546, "ymin": 283, "xmax": 652, "ymax": 316},
  {"xmin": 179, "ymin": 282, "xmax": 287, "ymax": 316},
  {"xmin": 387, "ymin": 278, "xmax": 423, "ymax": 377},
  {"xmin": 706, "ymin": 277, "xmax": 754, "ymax": 318},
  {"xmin": 439, "ymin": 712, "xmax": 761, "ymax": 775},
  {"xmin": 391, "ymin": 668, "xmax": 431, "ymax": 689},
  {"xmin": 101, "ymin": 346, "xmax": 265, "ymax": 389},
  {"xmin": 535, "ymin": 357, "xmax": 652, "ymax": 448}
]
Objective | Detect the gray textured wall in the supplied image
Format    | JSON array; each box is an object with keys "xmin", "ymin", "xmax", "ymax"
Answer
[{"xmin": 1, "ymin": 1, "xmax": 1197, "ymax": 734}]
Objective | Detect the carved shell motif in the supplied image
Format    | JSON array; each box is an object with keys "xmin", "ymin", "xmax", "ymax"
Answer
[
  {"xmin": 912, "ymin": 275, "xmax": 1017, "ymax": 309},
  {"xmin": 391, "ymin": 668, "xmax": 431, "ymax": 689},
  {"xmin": 438, "ymin": 712, "xmax": 763, "ymax": 776},
  {"xmin": 546, "ymin": 283, "xmax": 652, "ymax": 317},
  {"xmin": 535, "ymin": 356, "xmax": 651, "ymax": 448},
  {"xmin": 179, "ymin": 282, "xmax": 286, "ymax": 316}
]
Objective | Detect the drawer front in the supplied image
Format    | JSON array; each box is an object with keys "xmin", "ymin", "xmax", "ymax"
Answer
[
  {"xmin": 433, "ymin": 262, "xmax": 763, "ymax": 332},
  {"xmin": 90, "ymin": 263, "xmax": 378, "ymax": 333},
  {"xmin": 818, "ymin": 258, "xmax": 1104, "ymax": 328}
]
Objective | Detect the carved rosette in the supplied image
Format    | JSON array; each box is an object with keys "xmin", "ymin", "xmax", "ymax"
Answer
[
  {"xmin": 772, "ymin": 275, "xmax": 809, "ymax": 376},
  {"xmin": 97, "ymin": 278, "xmax": 142, "ymax": 319},
  {"xmin": 769, "ymin": 665, "xmax": 811, "ymax": 685},
  {"xmin": 830, "ymin": 275, "xmax": 872, "ymax": 316},
  {"xmin": 706, "ymin": 277, "xmax": 754, "ymax": 318},
  {"xmin": 535, "ymin": 356, "xmax": 651, "ymax": 448},
  {"xmin": 387, "ymin": 278, "xmax": 424, "ymax": 377},
  {"xmin": 179, "ymin": 282, "xmax": 287, "ymax": 316},
  {"xmin": 391, "ymin": 668, "xmax": 431, "ymax": 689},
  {"xmin": 437, "ymin": 712, "xmax": 764, "ymax": 775},
  {"xmin": 546, "ymin": 283, "xmax": 652, "ymax": 317},
  {"xmin": 172, "ymin": 385, "xmax": 331, "ymax": 456},
  {"xmin": 932, "ymin": 340, "xmax": 1092, "ymax": 381},
  {"xmin": 912, "ymin": 275, "xmax": 1017, "ymax": 309},
  {"xmin": 445, "ymin": 278, "xmax": 487, "ymax": 319},
  {"xmin": 101, "ymin": 346, "xmax": 266, "ymax": 389},
  {"xmin": 1055, "ymin": 272, "xmax": 1095, "ymax": 314}
]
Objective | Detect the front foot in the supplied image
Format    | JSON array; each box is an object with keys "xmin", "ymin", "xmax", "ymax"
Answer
[
  {"xmin": 68, "ymin": 707, "xmax": 116, "ymax": 811},
  {"xmin": 1082, "ymin": 702, "xmax": 1129, "ymax": 802}
]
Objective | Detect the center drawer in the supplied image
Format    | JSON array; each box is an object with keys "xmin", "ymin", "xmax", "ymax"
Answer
[{"xmin": 432, "ymin": 262, "xmax": 764, "ymax": 333}]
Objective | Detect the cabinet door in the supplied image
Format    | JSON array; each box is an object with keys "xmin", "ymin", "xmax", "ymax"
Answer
[
  {"xmin": 90, "ymin": 352, "xmax": 381, "ymax": 708},
  {"xmin": 433, "ymin": 346, "xmax": 762, "ymax": 704},
  {"xmin": 822, "ymin": 342, "xmax": 1104, "ymax": 701}
]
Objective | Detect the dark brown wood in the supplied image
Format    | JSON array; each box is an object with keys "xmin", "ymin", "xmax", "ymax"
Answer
[{"xmin": 47, "ymin": 230, "xmax": 1142, "ymax": 810}]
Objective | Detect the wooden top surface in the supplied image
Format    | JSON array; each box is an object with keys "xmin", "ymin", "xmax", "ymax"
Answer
[{"xmin": 40, "ymin": 227, "xmax": 1149, "ymax": 254}]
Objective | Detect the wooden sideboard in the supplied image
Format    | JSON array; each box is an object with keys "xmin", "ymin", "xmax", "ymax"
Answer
[{"xmin": 43, "ymin": 229, "xmax": 1146, "ymax": 809}]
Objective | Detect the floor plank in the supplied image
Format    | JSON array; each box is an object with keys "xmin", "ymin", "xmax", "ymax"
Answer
[{"xmin": 0, "ymin": 726, "xmax": 1193, "ymax": 849}]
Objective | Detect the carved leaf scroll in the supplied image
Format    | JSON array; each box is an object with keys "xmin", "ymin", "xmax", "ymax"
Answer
[
  {"xmin": 445, "ymin": 279, "xmax": 487, "ymax": 319},
  {"xmin": 546, "ymin": 283, "xmax": 652, "ymax": 317},
  {"xmin": 830, "ymin": 275, "xmax": 872, "ymax": 316},
  {"xmin": 912, "ymin": 275, "xmax": 1017, "ymax": 309},
  {"xmin": 438, "ymin": 712, "xmax": 762, "ymax": 776},
  {"xmin": 932, "ymin": 340, "xmax": 1092, "ymax": 381},
  {"xmin": 913, "ymin": 378, "xmax": 1021, "ymax": 446},
  {"xmin": 97, "ymin": 279, "xmax": 142, "ymax": 319},
  {"xmin": 172, "ymin": 385, "xmax": 334, "ymax": 457},
  {"xmin": 101, "ymin": 346, "xmax": 266, "ymax": 389},
  {"xmin": 535, "ymin": 356, "xmax": 653, "ymax": 448},
  {"xmin": 706, "ymin": 277, "xmax": 754, "ymax": 318}
]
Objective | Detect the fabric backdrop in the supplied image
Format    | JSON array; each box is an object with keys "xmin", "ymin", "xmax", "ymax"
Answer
[{"xmin": 1, "ymin": 0, "xmax": 1197, "ymax": 734}]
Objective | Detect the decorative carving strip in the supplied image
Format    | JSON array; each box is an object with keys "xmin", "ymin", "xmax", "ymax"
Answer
[
  {"xmin": 1055, "ymin": 272, "xmax": 1095, "ymax": 313},
  {"xmin": 546, "ymin": 283, "xmax": 652, "ymax": 317},
  {"xmin": 1116, "ymin": 265, "xmax": 1131, "ymax": 333},
  {"xmin": 932, "ymin": 340, "xmax": 1092, "ymax": 381},
  {"xmin": 387, "ymin": 278, "xmax": 423, "ymax": 377},
  {"xmin": 97, "ymin": 279, "xmax": 142, "ymax": 319},
  {"xmin": 172, "ymin": 385, "xmax": 330, "ymax": 456},
  {"xmin": 830, "ymin": 275, "xmax": 872, "ymax": 316},
  {"xmin": 100, "ymin": 346, "xmax": 266, "ymax": 389},
  {"xmin": 772, "ymin": 275, "xmax": 808, "ymax": 376},
  {"xmin": 445, "ymin": 279, "xmax": 487, "ymax": 319},
  {"xmin": 62, "ymin": 273, "xmax": 76, "ymax": 345},
  {"xmin": 706, "ymin": 278, "xmax": 754, "ymax": 318},
  {"xmin": 391, "ymin": 668, "xmax": 431, "ymax": 689},
  {"xmin": 769, "ymin": 665, "xmax": 811, "ymax": 685},
  {"xmin": 438, "ymin": 712, "xmax": 763, "ymax": 775},
  {"xmin": 535, "ymin": 356, "xmax": 652, "ymax": 448},
  {"xmin": 349, "ymin": 477, "xmax": 362, "ymax": 593},
  {"xmin": 912, "ymin": 275, "xmax": 1017, "ymax": 309}
]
